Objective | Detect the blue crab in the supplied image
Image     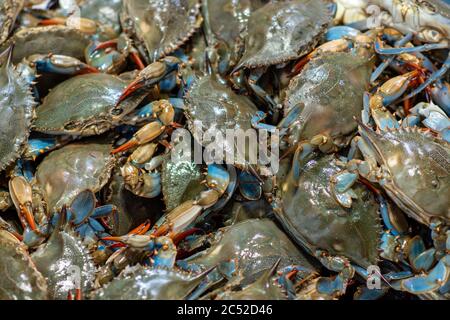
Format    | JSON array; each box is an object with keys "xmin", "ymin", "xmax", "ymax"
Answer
[
  {"xmin": 0, "ymin": 25, "xmax": 90, "ymax": 64},
  {"xmin": 232, "ymin": 0, "xmax": 333, "ymax": 110},
  {"xmin": 178, "ymin": 219, "xmax": 315, "ymax": 280},
  {"xmin": 91, "ymin": 265, "xmax": 212, "ymax": 300},
  {"xmin": 271, "ymin": 151, "xmax": 383, "ymax": 297},
  {"xmin": 332, "ymin": 121, "xmax": 450, "ymax": 295},
  {"xmin": 32, "ymin": 57, "xmax": 180, "ymax": 137},
  {"xmin": 185, "ymin": 73, "xmax": 260, "ymax": 170},
  {"xmin": 200, "ymin": 0, "xmax": 269, "ymax": 75},
  {"xmin": 0, "ymin": 229, "xmax": 48, "ymax": 300},
  {"xmin": 7, "ymin": 142, "xmax": 115, "ymax": 247},
  {"xmin": 281, "ymin": 51, "xmax": 374, "ymax": 153},
  {"xmin": 31, "ymin": 207, "xmax": 96, "ymax": 300},
  {"xmin": 120, "ymin": 0, "xmax": 203, "ymax": 64},
  {"xmin": 205, "ymin": 260, "xmax": 288, "ymax": 300},
  {"xmin": 0, "ymin": 47, "xmax": 35, "ymax": 172},
  {"xmin": 34, "ymin": 142, "xmax": 115, "ymax": 212}
]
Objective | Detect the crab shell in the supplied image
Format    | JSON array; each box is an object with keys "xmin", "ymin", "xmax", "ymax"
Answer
[
  {"xmin": 121, "ymin": 0, "xmax": 202, "ymax": 63},
  {"xmin": 33, "ymin": 73, "xmax": 146, "ymax": 136},
  {"xmin": 161, "ymin": 154, "xmax": 204, "ymax": 212},
  {"xmin": 0, "ymin": 230, "xmax": 48, "ymax": 300},
  {"xmin": 284, "ymin": 52, "xmax": 373, "ymax": 148},
  {"xmin": 185, "ymin": 74, "xmax": 259, "ymax": 169},
  {"xmin": 235, "ymin": 0, "xmax": 333, "ymax": 69},
  {"xmin": 35, "ymin": 143, "xmax": 115, "ymax": 212},
  {"xmin": 274, "ymin": 154, "xmax": 382, "ymax": 268},
  {"xmin": 0, "ymin": 26, "xmax": 90, "ymax": 64},
  {"xmin": 0, "ymin": 0, "xmax": 24, "ymax": 46},
  {"xmin": 31, "ymin": 228, "xmax": 95, "ymax": 300},
  {"xmin": 178, "ymin": 219, "xmax": 315, "ymax": 280},
  {"xmin": 202, "ymin": 0, "xmax": 269, "ymax": 68},
  {"xmin": 0, "ymin": 51, "xmax": 35, "ymax": 171},
  {"xmin": 91, "ymin": 266, "xmax": 208, "ymax": 300},
  {"xmin": 359, "ymin": 125, "xmax": 450, "ymax": 226}
]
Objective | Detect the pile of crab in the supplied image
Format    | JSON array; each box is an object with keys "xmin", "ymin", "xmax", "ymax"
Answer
[{"xmin": 0, "ymin": 0, "xmax": 449, "ymax": 300}]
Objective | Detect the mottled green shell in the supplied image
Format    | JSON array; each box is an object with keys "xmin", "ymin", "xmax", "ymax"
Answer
[
  {"xmin": 1, "ymin": 26, "xmax": 90, "ymax": 64},
  {"xmin": 0, "ymin": 0, "xmax": 23, "ymax": 45},
  {"xmin": 33, "ymin": 73, "xmax": 144, "ymax": 136},
  {"xmin": 121, "ymin": 0, "xmax": 202, "ymax": 63},
  {"xmin": 275, "ymin": 154, "xmax": 381, "ymax": 268},
  {"xmin": 185, "ymin": 74, "xmax": 258, "ymax": 168},
  {"xmin": 161, "ymin": 154, "xmax": 204, "ymax": 211},
  {"xmin": 35, "ymin": 143, "xmax": 115, "ymax": 212},
  {"xmin": 91, "ymin": 266, "xmax": 206, "ymax": 300},
  {"xmin": 202, "ymin": 0, "xmax": 269, "ymax": 67},
  {"xmin": 284, "ymin": 52, "xmax": 373, "ymax": 147},
  {"xmin": 32, "ymin": 230, "xmax": 95, "ymax": 300},
  {"xmin": 236, "ymin": 0, "xmax": 332, "ymax": 68},
  {"xmin": 179, "ymin": 219, "xmax": 315, "ymax": 279},
  {"xmin": 361, "ymin": 126, "xmax": 450, "ymax": 225},
  {"xmin": 0, "ymin": 55, "xmax": 35, "ymax": 171},
  {"xmin": 0, "ymin": 231, "xmax": 48, "ymax": 300}
]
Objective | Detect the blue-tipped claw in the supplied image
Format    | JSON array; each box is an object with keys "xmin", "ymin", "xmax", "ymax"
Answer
[
  {"xmin": 412, "ymin": 248, "xmax": 437, "ymax": 272},
  {"xmin": 68, "ymin": 190, "xmax": 96, "ymax": 226},
  {"xmin": 325, "ymin": 26, "xmax": 360, "ymax": 41},
  {"xmin": 400, "ymin": 256, "xmax": 450, "ymax": 294}
]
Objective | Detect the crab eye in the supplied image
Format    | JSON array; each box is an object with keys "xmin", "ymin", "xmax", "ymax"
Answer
[{"xmin": 431, "ymin": 179, "xmax": 440, "ymax": 189}]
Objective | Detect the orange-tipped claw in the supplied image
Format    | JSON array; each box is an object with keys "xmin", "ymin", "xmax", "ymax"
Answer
[
  {"xmin": 111, "ymin": 138, "xmax": 139, "ymax": 154},
  {"xmin": 116, "ymin": 79, "xmax": 143, "ymax": 105},
  {"xmin": 102, "ymin": 236, "xmax": 123, "ymax": 242},
  {"xmin": 152, "ymin": 224, "xmax": 169, "ymax": 237},
  {"xmin": 128, "ymin": 220, "xmax": 151, "ymax": 235},
  {"xmin": 292, "ymin": 55, "xmax": 311, "ymax": 75},
  {"xmin": 171, "ymin": 228, "xmax": 202, "ymax": 245},
  {"xmin": 130, "ymin": 51, "xmax": 145, "ymax": 70},
  {"xmin": 75, "ymin": 289, "xmax": 82, "ymax": 300},
  {"xmin": 38, "ymin": 18, "xmax": 66, "ymax": 26},
  {"xmin": 77, "ymin": 64, "xmax": 100, "ymax": 75},
  {"xmin": 94, "ymin": 39, "xmax": 118, "ymax": 52},
  {"xmin": 21, "ymin": 205, "xmax": 37, "ymax": 231}
]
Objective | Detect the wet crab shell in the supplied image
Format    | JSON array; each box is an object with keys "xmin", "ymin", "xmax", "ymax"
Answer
[
  {"xmin": 0, "ymin": 53, "xmax": 35, "ymax": 172},
  {"xmin": 178, "ymin": 219, "xmax": 316, "ymax": 280},
  {"xmin": 360, "ymin": 126, "xmax": 450, "ymax": 226},
  {"xmin": 185, "ymin": 74, "xmax": 258, "ymax": 168},
  {"xmin": 274, "ymin": 154, "xmax": 382, "ymax": 268},
  {"xmin": 202, "ymin": 0, "xmax": 269, "ymax": 68},
  {"xmin": 35, "ymin": 143, "xmax": 115, "ymax": 212},
  {"xmin": 121, "ymin": 0, "xmax": 202, "ymax": 63},
  {"xmin": 0, "ymin": 230, "xmax": 48, "ymax": 300},
  {"xmin": 33, "ymin": 73, "xmax": 146, "ymax": 136},
  {"xmin": 91, "ymin": 266, "xmax": 207, "ymax": 300},
  {"xmin": 1, "ymin": 26, "xmax": 90, "ymax": 64},
  {"xmin": 235, "ymin": 0, "xmax": 333, "ymax": 69},
  {"xmin": 283, "ymin": 52, "xmax": 373, "ymax": 147},
  {"xmin": 161, "ymin": 154, "xmax": 204, "ymax": 212},
  {"xmin": 31, "ymin": 229, "xmax": 95, "ymax": 300},
  {"xmin": 0, "ymin": 0, "xmax": 24, "ymax": 46}
]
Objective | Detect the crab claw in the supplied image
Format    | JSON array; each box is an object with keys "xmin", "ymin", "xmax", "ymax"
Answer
[
  {"xmin": 116, "ymin": 56, "xmax": 180, "ymax": 105},
  {"xmin": 8, "ymin": 176, "xmax": 37, "ymax": 231},
  {"xmin": 103, "ymin": 234, "xmax": 155, "ymax": 251},
  {"xmin": 94, "ymin": 39, "xmax": 119, "ymax": 52},
  {"xmin": 112, "ymin": 121, "xmax": 166, "ymax": 154},
  {"xmin": 30, "ymin": 54, "xmax": 99, "ymax": 75},
  {"xmin": 38, "ymin": 17, "xmax": 97, "ymax": 34}
]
